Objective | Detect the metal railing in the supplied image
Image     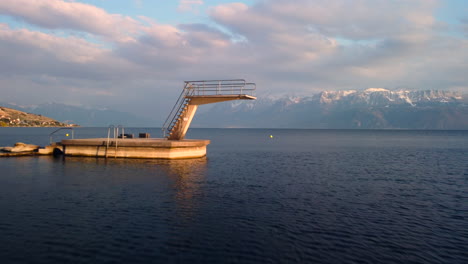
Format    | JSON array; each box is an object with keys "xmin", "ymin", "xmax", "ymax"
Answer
[
  {"xmin": 49, "ymin": 127, "xmax": 74, "ymax": 144},
  {"xmin": 161, "ymin": 79, "xmax": 256, "ymax": 138},
  {"xmin": 184, "ymin": 79, "xmax": 256, "ymax": 96}
]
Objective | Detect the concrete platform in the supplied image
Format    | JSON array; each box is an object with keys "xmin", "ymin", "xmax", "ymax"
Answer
[{"xmin": 61, "ymin": 138, "xmax": 210, "ymax": 159}]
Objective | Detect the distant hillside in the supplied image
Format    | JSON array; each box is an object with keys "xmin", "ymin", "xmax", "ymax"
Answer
[
  {"xmin": 0, "ymin": 106, "xmax": 70, "ymax": 127},
  {"xmin": 193, "ymin": 89, "xmax": 468, "ymax": 129},
  {"xmin": 0, "ymin": 103, "xmax": 155, "ymax": 127}
]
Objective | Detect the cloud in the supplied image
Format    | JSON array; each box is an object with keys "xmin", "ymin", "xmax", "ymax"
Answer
[
  {"xmin": 0, "ymin": 0, "xmax": 467, "ymax": 121},
  {"xmin": 0, "ymin": 0, "xmax": 141, "ymax": 41},
  {"xmin": 210, "ymin": 0, "xmax": 438, "ymax": 40},
  {"xmin": 0, "ymin": 23, "xmax": 155, "ymax": 109},
  {"xmin": 462, "ymin": 18, "xmax": 468, "ymax": 36},
  {"xmin": 0, "ymin": 24, "xmax": 141, "ymax": 79},
  {"xmin": 206, "ymin": 0, "xmax": 466, "ymax": 91},
  {"xmin": 208, "ymin": 0, "xmax": 441, "ymax": 54}
]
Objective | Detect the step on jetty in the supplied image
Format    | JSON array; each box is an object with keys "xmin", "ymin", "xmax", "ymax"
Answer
[{"xmin": 2, "ymin": 79, "xmax": 256, "ymax": 159}]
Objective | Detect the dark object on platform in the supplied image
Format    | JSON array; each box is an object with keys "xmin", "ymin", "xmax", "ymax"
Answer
[
  {"xmin": 118, "ymin": 133, "xmax": 134, "ymax": 139},
  {"xmin": 139, "ymin": 133, "xmax": 150, "ymax": 138},
  {"xmin": 53, "ymin": 148, "xmax": 63, "ymax": 157}
]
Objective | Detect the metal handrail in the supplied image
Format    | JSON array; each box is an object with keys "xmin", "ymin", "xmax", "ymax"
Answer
[
  {"xmin": 184, "ymin": 80, "xmax": 256, "ymax": 96},
  {"xmin": 161, "ymin": 83, "xmax": 194, "ymax": 137},
  {"xmin": 116, "ymin": 125, "xmax": 125, "ymax": 152},
  {"xmin": 49, "ymin": 127, "xmax": 74, "ymax": 144},
  {"xmin": 106, "ymin": 125, "xmax": 125, "ymax": 158},
  {"xmin": 162, "ymin": 85, "xmax": 187, "ymax": 136},
  {"xmin": 189, "ymin": 86, "xmax": 256, "ymax": 95},
  {"xmin": 161, "ymin": 79, "xmax": 256, "ymax": 137},
  {"xmin": 106, "ymin": 125, "xmax": 114, "ymax": 158}
]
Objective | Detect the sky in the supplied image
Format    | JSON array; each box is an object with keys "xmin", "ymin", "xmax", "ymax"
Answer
[{"xmin": 1, "ymin": 0, "xmax": 468, "ymax": 121}]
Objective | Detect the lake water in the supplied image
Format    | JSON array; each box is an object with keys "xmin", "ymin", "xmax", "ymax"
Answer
[{"xmin": 0, "ymin": 128, "xmax": 467, "ymax": 263}]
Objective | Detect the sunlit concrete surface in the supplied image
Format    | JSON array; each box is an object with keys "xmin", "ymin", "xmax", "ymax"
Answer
[{"xmin": 61, "ymin": 138, "xmax": 210, "ymax": 159}]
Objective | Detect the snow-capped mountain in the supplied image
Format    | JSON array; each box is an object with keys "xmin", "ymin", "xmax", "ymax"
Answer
[
  {"xmin": 193, "ymin": 89, "xmax": 468, "ymax": 129},
  {"xmin": 314, "ymin": 89, "xmax": 462, "ymax": 107}
]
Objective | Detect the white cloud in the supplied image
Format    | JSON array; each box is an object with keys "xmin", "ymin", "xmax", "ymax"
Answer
[
  {"xmin": 206, "ymin": 0, "xmax": 468, "ymax": 92},
  {"xmin": 0, "ymin": 24, "xmax": 140, "ymax": 78},
  {"xmin": 0, "ymin": 0, "xmax": 142, "ymax": 42}
]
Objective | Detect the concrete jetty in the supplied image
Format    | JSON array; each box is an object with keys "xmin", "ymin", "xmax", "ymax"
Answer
[
  {"xmin": 61, "ymin": 80, "xmax": 255, "ymax": 159},
  {"xmin": 61, "ymin": 138, "xmax": 210, "ymax": 159}
]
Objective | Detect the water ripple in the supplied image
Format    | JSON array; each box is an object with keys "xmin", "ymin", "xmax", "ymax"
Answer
[{"xmin": 1, "ymin": 129, "xmax": 467, "ymax": 263}]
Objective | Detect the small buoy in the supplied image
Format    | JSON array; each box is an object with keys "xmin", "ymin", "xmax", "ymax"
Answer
[
  {"xmin": 66, "ymin": 133, "xmax": 69, "ymax": 137},
  {"xmin": 270, "ymin": 135, "xmax": 273, "ymax": 139}
]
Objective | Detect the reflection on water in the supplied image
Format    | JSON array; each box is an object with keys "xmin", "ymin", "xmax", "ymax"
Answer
[
  {"xmin": 157, "ymin": 158, "xmax": 208, "ymax": 198},
  {"xmin": 0, "ymin": 155, "xmax": 212, "ymax": 263},
  {"xmin": 147, "ymin": 158, "xmax": 208, "ymax": 223},
  {"xmin": 60, "ymin": 156, "xmax": 209, "ymax": 223}
]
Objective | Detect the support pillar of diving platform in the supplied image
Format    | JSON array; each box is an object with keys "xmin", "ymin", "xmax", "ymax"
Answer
[{"xmin": 167, "ymin": 94, "xmax": 256, "ymax": 140}]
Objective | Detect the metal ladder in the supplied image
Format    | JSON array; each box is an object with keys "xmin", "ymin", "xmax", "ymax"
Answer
[
  {"xmin": 106, "ymin": 125, "xmax": 124, "ymax": 158},
  {"xmin": 161, "ymin": 83, "xmax": 195, "ymax": 138}
]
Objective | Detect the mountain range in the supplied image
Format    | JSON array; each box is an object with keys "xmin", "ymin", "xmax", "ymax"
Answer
[
  {"xmin": 193, "ymin": 89, "xmax": 468, "ymax": 129},
  {"xmin": 2, "ymin": 89, "xmax": 468, "ymax": 129}
]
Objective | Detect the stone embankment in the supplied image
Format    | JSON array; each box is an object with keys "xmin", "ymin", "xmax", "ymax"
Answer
[{"xmin": 0, "ymin": 142, "xmax": 62, "ymax": 157}]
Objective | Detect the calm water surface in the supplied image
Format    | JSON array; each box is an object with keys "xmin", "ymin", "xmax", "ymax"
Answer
[{"xmin": 0, "ymin": 128, "xmax": 467, "ymax": 263}]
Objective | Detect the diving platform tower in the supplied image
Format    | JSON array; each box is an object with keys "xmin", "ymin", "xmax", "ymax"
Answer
[
  {"xmin": 162, "ymin": 79, "xmax": 256, "ymax": 140},
  {"xmin": 57, "ymin": 80, "xmax": 256, "ymax": 159}
]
